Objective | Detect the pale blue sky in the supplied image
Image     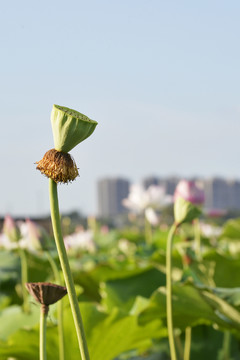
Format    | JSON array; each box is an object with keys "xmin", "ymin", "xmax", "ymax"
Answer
[{"xmin": 1, "ymin": 0, "xmax": 240, "ymax": 216}]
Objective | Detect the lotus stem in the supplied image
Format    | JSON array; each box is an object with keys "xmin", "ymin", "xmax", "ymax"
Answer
[
  {"xmin": 222, "ymin": 331, "xmax": 231, "ymax": 360},
  {"xmin": 144, "ymin": 216, "xmax": 152, "ymax": 245},
  {"xmin": 18, "ymin": 248, "xmax": 30, "ymax": 313},
  {"xmin": 166, "ymin": 223, "xmax": 178, "ymax": 360},
  {"xmin": 49, "ymin": 179, "xmax": 90, "ymax": 360},
  {"xmin": 40, "ymin": 307, "xmax": 47, "ymax": 360},
  {"xmin": 184, "ymin": 327, "xmax": 192, "ymax": 360},
  {"xmin": 194, "ymin": 218, "xmax": 202, "ymax": 260},
  {"xmin": 46, "ymin": 252, "xmax": 65, "ymax": 360}
]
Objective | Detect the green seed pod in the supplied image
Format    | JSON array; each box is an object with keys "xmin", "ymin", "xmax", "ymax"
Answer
[{"xmin": 51, "ymin": 104, "xmax": 98, "ymax": 152}]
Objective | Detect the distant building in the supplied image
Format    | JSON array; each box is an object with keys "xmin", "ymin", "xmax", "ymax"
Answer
[
  {"xmin": 229, "ymin": 180, "xmax": 240, "ymax": 210},
  {"xmin": 203, "ymin": 178, "xmax": 240, "ymax": 210},
  {"xmin": 142, "ymin": 176, "xmax": 160, "ymax": 189},
  {"xmin": 142, "ymin": 176, "xmax": 180, "ymax": 196},
  {"xmin": 159, "ymin": 177, "xmax": 180, "ymax": 196},
  {"xmin": 97, "ymin": 178, "xmax": 130, "ymax": 218}
]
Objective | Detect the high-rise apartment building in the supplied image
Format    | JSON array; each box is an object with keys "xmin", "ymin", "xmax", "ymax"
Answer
[
  {"xmin": 142, "ymin": 176, "xmax": 180, "ymax": 196},
  {"xmin": 97, "ymin": 178, "xmax": 130, "ymax": 218},
  {"xmin": 229, "ymin": 180, "xmax": 240, "ymax": 209},
  {"xmin": 142, "ymin": 176, "xmax": 160, "ymax": 189},
  {"xmin": 159, "ymin": 177, "xmax": 180, "ymax": 196},
  {"xmin": 204, "ymin": 178, "xmax": 240, "ymax": 210}
]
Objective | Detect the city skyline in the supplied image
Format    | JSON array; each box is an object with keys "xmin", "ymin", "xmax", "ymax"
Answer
[{"xmin": 97, "ymin": 175, "xmax": 240, "ymax": 219}]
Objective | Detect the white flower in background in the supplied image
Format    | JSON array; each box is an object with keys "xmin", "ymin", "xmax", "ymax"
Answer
[
  {"xmin": 0, "ymin": 233, "xmax": 18, "ymax": 250},
  {"xmin": 118, "ymin": 239, "xmax": 130, "ymax": 253},
  {"xmin": 145, "ymin": 207, "xmax": 160, "ymax": 226},
  {"xmin": 122, "ymin": 184, "xmax": 172, "ymax": 225},
  {"xmin": 0, "ymin": 231, "xmax": 28, "ymax": 251},
  {"xmin": 123, "ymin": 184, "xmax": 172, "ymax": 212},
  {"xmin": 118, "ymin": 238, "xmax": 137, "ymax": 255},
  {"xmin": 200, "ymin": 223, "xmax": 222, "ymax": 238},
  {"xmin": 64, "ymin": 229, "xmax": 95, "ymax": 253}
]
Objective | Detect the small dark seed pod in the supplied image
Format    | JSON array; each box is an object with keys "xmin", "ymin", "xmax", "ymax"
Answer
[
  {"xmin": 36, "ymin": 149, "xmax": 79, "ymax": 183},
  {"xmin": 25, "ymin": 282, "xmax": 67, "ymax": 314}
]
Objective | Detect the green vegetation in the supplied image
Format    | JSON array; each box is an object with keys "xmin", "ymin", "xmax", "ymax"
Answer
[{"xmin": 1, "ymin": 216, "xmax": 240, "ymax": 359}]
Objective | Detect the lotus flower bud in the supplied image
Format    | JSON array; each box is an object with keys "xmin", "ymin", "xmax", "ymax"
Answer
[
  {"xmin": 173, "ymin": 180, "xmax": 204, "ymax": 225},
  {"xmin": 174, "ymin": 180, "xmax": 205, "ymax": 205},
  {"xmin": 3, "ymin": 215, "xmax": 21, "ymax": 243},
  {"xmin": 23, "ymin": 219, "xmax": 53, "ymax": 253},
  {"xmin": 174, "ymin": 196, "xmax": 202, "ymax": 225}
]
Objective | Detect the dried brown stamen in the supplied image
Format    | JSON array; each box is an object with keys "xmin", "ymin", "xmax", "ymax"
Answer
[{"xmin": 36, "ymin": 149, "xmax": 79, "ymax": 183}]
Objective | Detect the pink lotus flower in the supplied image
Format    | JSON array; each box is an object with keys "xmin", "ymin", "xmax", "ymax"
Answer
[
  {"xmin": 204, "ymin": 209, "xmax": 226, "ymax": 218},
  {"xmin": 174, "ymin": 180, "xmax": 205, "ymax": 205}
]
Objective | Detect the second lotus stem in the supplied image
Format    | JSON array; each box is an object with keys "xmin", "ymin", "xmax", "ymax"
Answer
[
  {"xmin": 40, "ymin": 307, "xmax": 47, "ymax": 360},
  {"xmin": 166, "ymin": 222, "xmax": 178, "ymax": 360},
  {"xmin": 184, "ymin": 327, "xmax": 192, "ymax": 360},
  {"xmin": 18, "ymin": 248, "xmax": 30, "ymax": 313},
  {"xmin": 46, "ymin": 252, "xmax": 65, "ymax": 360}
]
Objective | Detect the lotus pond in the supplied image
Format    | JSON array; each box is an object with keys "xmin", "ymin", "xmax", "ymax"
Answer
[{"xmin": 1, "ymin": 214, "xmax": 240, "ymax": 360}]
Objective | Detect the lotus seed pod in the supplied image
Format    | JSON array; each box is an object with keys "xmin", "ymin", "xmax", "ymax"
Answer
[
  {"xmin": 51, "ymin": 104, "xmax": 98, "ymax": 153},
  {"xmin": 25, "ymin": 282, "xmax": 67, "ymax": 314}
]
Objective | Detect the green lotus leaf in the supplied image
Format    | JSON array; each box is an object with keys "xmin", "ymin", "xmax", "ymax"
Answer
[{"xmin": 51, "ymin": 105, "xmax": 98, "ymax": 153}]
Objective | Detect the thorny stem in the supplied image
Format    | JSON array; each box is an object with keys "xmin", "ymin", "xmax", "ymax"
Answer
[
  {"xmin": 40, "ymin": 308, "xmax": 47, "ymax": 360},
  {"xmin": 46, "ymin": 252, "xmax": 65, "ymax": 360},
  {"xmin": 18, "ymin": 248, "xmax": 30, "ymax": 313},
  {"xmin": 166, "ymin": 222, "xmax": 178, "ymax": 360},
  {"xmin": 49, "ymin": 179, "xmax": 90, "ymax": 360}
]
